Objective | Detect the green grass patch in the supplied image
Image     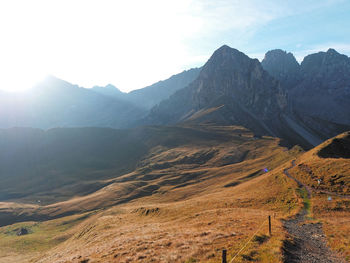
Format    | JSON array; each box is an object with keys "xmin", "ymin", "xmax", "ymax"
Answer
[
  {"xmin": 296, "ymin": 187, "xmax": 312, "ymax": 217},
  {"xmin": 0, "ymin": 213, "xmax": 90, "ymax": 256}
]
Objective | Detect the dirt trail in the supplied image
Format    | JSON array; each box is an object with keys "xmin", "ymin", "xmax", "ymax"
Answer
[
  {"xmin": 282, "ymin": 161, "xmax": 346, "ymax": 263},
  {"xmin": 285, "ymin": 160, "xmax": 350, "ymax": 199}
]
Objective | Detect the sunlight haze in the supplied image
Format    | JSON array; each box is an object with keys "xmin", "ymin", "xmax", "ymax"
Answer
[{"xmin": 0, "ymin": 0, "xmax": 349, "ymax": 92}]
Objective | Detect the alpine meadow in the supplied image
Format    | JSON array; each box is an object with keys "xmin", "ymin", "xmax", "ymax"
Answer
[{"xmin": 0, "ymin": 1, "xmax": 349, "ymax": 262}]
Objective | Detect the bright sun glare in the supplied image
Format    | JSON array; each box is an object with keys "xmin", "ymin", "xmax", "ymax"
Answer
[
  {"xmin": 0, "ymin": 0, "xmax": 205, "ymax": 93},
  {"xmin": 1, "ymin": 0, "xmax": 349, "ymax": 93}
]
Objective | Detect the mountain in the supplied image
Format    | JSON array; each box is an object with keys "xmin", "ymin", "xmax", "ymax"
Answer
[
  {"xmin": 0, "ymin": 69, "xmax": 200, "ymax": 129},
  {"xmin": 262, "ymin": 48, "xmax": 350, "ymax": 140},
  {"xmin": 293, "ymin": 49, "xmax": 350, "ymax": 132},
  {"xmin": 127, "ymin": 68, "xmax": 201, "ymax": 109},
  {"xmin": 1, "ymin": 45, "xmax": 350, "ymax": 262},
  {"xmin": 145, "ymin": 45, "xmax": 318, "ymax": 147},
  {"xmin": 0, "ymin": 76, "xmax": 145, "ymax": 129},
  {"xmin": 91, "ymin": 84, "xmax": 125, "ymax": 99},
  {"xmin": 261, "ymin": 49, "xmax": 301, "ymax": 90},
  {"xmin": 92, "ymin": 68, "xmax": 201, "ymax": 110}
]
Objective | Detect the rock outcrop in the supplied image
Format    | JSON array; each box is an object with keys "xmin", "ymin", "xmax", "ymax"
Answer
[
  {"xmin": 146, "ymin": 45, "xmax": 294, "ymax": 140},
  {"xmin": 291, "ymin": 49, "xmax": 350, "ymax": 138},
  {"xmin": 262, "ymin": 48, "xmax": 350, "ymax": 141},
  {"xmin": 261, "ymin": 49, "xmax": 301, "ymax": 90}
]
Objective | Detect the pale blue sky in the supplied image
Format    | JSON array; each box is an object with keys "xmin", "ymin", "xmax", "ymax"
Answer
[
  {"xmin": 0, "ymin": 0, "xmax": 349, "ymax": 92},
  {"xmin": 184, "ymin": 0, "xmax": 350, "ymax": 65}
]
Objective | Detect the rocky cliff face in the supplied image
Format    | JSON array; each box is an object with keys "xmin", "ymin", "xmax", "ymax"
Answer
[
  {"xmin": 147, "ymin": 45, "xmax": 291, "ymax": 139},
  {"xmin": 291, "ymin": 49, "xmax": 350, "ymax": 138},
  {"xmin": 261, "ymin": 49, "xmax": 301, "ymax": 89},
  {"xmin": 262, "ymin": 48, "xmax": 350, "ymax": 140},
  {"xmin": 192, "ymin": 46, "xmax": 287, "ymax": 119}
]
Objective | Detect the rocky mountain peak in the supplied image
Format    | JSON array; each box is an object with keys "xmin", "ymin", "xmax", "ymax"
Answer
[
  {"xmin": 192, "ymin": 45, "xmax": 287, "ymax": 116},
  {"xmin": 262, "ymin": 49, "xmax": 299, "ymax": 68},
  {"xmin": 326, "ymin": 48, "xmax": 339, "ymax": 55},
  {"xmin": 201, "ymin": 45, "xmax": 257, "ymax": 78},
  {"xmin": 147, "ymin": 45, "xmax": 288, "ymax": 139},
  {"xmin": 289, "ymin": 48, "xmax": 350, "ymax": 139},
  {"xmin": 261, "ymin": 49, "xmax": 301, "ymax": 89},
  {"xmin": 300, "ymin": 48, "xmax": 350, "ymax": 90}
]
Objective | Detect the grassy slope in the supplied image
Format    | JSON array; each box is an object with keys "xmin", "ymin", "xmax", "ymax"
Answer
[
  {"xmin": 288, "ymin": 131, "xmax": 350, "ymax": 260},
  {"xmin": 33, "ymin": 166, "xmax": 301, "ymax": 263},
  {"xmin": 0, "ymin": 125, "xmax": 237, "ymax": 204},
  {"xmin": 0, "ymin": 213, "xmax": 92, "ymax": 263},
  {"xmin": 0, "ymin": 125, "xmax": 305, "ymax": 262}
]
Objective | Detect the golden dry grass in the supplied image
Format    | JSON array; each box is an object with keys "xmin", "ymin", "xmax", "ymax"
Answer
[
  {"xmin": 289, "ymin": 132, "xmax": 350, "ymax": 195},
  {"xmin": 32, "ymin": 175, "xmax": 295, "ymax": 262},
  {"xmin": 0, "ymin": 125, "xmax": 306, "ymax": 262},
  {"xmin": 32, "ymin": 157, "xmax": 301, "ymax": 262},
  {"xmin": 310, "ymin": 194, "xmax": 350, "ymax": 261},
  {"xmin": 287, "ymin": 131, "xmax": 350, "ymax": 260}
]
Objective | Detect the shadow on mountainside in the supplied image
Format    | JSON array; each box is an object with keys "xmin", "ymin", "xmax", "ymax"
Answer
[{"xmin": 317, "ymin": 132, "xmax": 350, "ymax": 159}]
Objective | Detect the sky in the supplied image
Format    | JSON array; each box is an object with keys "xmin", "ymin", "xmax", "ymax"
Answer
[{"xmin": 0, "ymin": 0, "xmax": 349, "ymax": 92}]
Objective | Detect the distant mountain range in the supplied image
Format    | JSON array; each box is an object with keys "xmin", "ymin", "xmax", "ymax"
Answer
[
  {"xmin": 92, "ymin": 68, "xmax": 201, "ymax": 110},
  {"xmin": 0, "ymin": 76, "xmax": 144, "ymax": 129},
  {"xmin": 0, "ymin": 69, "xmax": 200, "ymax": 129},
  {"xmin": 145, "ymin": 45, "xmax": 350, "ymax": 148},
  {"xmin": 0, "ymin": 45, "xmax": 349, "ymax": 148}
]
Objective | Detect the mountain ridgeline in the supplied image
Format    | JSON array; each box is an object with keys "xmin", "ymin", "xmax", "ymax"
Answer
[
  {"xmin": 92, "ymin": 68, "xmax": 201, "ymax": 110},
  {"xmin": 0, "ymin": 69, "xmax": 200, "ymax": 129},
  {"xmin": 0, "ymin": 45, "xmax": 350, "ymax": 263},
  {"xmin": 0, "ymin": 77, "xmax": 145, "ymax": 129},
  {"xmin": 262, "ymin": 48, "xmax": 350, "ymax": 141},
  {"xmin": 0, "ymin": 45, "xmax": 349, "ymax": 148},
  {"xmin": 146, "ymin": 46, "xmax": 288, "ymax": 135}
]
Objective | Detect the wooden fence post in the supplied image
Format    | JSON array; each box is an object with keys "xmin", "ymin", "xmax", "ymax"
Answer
[
  {"xmin": 222, "ymin": 249, "xmax": 227, "ymax": 263},
  {"xmin": 268, "ymin": 215, "xmax": 271, "ymax": 236}
]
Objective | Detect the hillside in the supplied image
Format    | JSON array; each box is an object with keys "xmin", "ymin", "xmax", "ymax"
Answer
[
  {"xmin": 0, "ymin": 127, "xmax": 150, "ymax": 203},
  {"xmin": 289, "ymin": 131, "xmax": 350, "ymax": 195},
  {"xmin": 1, "ymin": 125, "xmax": 248, "ymax": 205},
  {"xmin": 287, "ymin": 131, "xmax": 350, "ymax": 259},
  {"xmin": 0, "ymin": 125, "xmax": 300, "ymax": 223},
  {"xmin": 0, "ymin": 124, "xmax": 306, "ymax": 262},
  {"xmin": 1, "ymin": 126, "xmax": 349, "ymax": 262}
]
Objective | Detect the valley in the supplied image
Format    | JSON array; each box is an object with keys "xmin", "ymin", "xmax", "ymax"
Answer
[
  {"xmin": 0, "ymin": 124, "xmax": 305, "ymax": 262},
  {"xmin": 0, "ymin": 44, "xmax": 349, "ymax": 262},
  {"xmin": 1, "ymin": 124, "xmax": 348, "ymax": 262}
]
